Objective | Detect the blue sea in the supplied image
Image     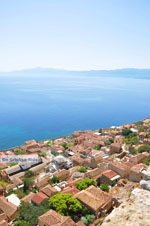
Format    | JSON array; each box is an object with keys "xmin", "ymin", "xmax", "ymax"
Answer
[{"xmin": 0, "ymin": 68, "xmax": 150, "ymax": 150}]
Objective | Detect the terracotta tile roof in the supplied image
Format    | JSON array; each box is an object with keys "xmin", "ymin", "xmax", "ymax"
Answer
[
  {"xmin": 130, "ymin": 163, "xmax": 147, "ymax": 173},
  {"xmin": 71, "ymin": 171, "xmax": 85, "ymax": 179},
  {"xmin": 76, "ymin": 220, "xmax": 86, "ymax": 226},
  {"xmin": 102, "ymin": 170, "xmax": 118, "ymax": 179},
  {"xmin": 0, "ymin": 220, "xmax": 8, "ymax": 226},
  {"xmin": 5, "ymin": 184, "xmax": 16, "ymax": 192},
  {"xmin": 110, "ymin": 161, "xmax": 129, "ymax": 171},
  {"xmin": 35, "ymin": 175, "xmax": 50, "ymax": 189},
  {"xmin": 27, "ymin": 148, "xmax": 41, "ymax": 153},
  {"xmin": 0, "ymin": 196, "xmax": 17, "ymax": 219},
  {"xmin": 53, "ymin": 169, "xmax": 70, "ymax": 180},
  {"xmin": 38, "ymin": 209, "xmax": 76, "ymax": 226},
  {"xmin": 25, "ymin": 140, "xmax": 37, "ymax": 145},
  {"xmin": 11, "ymin": 177, "xmax": 23, "ymax": 186},
  {"xmin": 85, "ymin": 168, "xmax": 102, "ymax": 179},
  {"xmin": 93, "ymin": 154, "xmax": 103, "ymax": 164},
  {"xmin": 4, "ymin": 165, "xmax": 21, "ymax": 175},
  {"xmin": 21, "ymin": 192, "xmax": 35, "ymax": 202},
  {"xmin": 0, "ymin": 163, "xmax": 8, "ymax": 169},
  {"xmin": 66, "ymin": 178, "xmax": 82, "ymax": 187},
  {"xmin": 31, "ymin": 192, "xmax": 48, "ymax": 205},
  {"xmin": 0, "ymin": 213, "xmax": 7, "ymax": 222},
  {"xmin": 62, "ymin": 186, "xmax": 80, "ymax": 195},
  {"xmin": 129, "ymin": 153, "xmax": 149, "ymax": 164},
  {"xmin": 75, "ymin": 185, "xmax": 112, "ymax": 212},
  {"xmin": 139, "ymin": 132, "xmax": 147, "ymax": 136},
  {"xmin": 40, "ymin": 185, "xmax": 58, "ymax": 197}
]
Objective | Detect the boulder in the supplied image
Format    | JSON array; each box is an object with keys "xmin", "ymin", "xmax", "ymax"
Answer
[{"xmin": 140, "ymin": 180, "xmax": 150, "ymax": 191}]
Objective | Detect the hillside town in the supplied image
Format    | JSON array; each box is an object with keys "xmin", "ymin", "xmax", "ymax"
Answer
[{"xmin": 1, "ymin": 118, "xmax": 150, "ymax": 225}]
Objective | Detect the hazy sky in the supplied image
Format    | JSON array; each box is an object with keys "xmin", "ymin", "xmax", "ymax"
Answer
[{"xmin": 0, "ymin": 0, "xmax": 150, "ymax": 71}]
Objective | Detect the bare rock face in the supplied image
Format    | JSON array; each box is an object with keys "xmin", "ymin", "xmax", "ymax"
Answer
[
  {"xmin": 140, "ymin": 180, "xmax": 150, "ymax": 191},
  {"xmin": 102, "ymin": 188, "xmax": 150, "ymax": 226}
]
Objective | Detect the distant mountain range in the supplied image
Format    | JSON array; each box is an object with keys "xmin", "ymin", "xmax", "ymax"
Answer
[{"xmin": 0, "ymin": 68, "xmax": 150, "ymax": 79}]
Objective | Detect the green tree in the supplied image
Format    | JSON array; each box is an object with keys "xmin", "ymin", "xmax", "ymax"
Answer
[
  {"xmin": 48, "ymin": 176, "xmax": 60, "ymax": 184},
  {"xmin": 61, "ymin": 143, "xmax": 69, "ymax": 150},
  {"xmin": 38, "ymin": 152, "xmax": 46, "ymax": 157},
  {"xmin": 144, "ymin": 158, "xmax": 150, "ymax": 166},
  {"xmin": 41, "ymin": 198, "xmax": 50, "ymax": 212},
  {"xmin": 78, "ymin": 167, "xmax": 87, "ymax": 173},
  {"xmin": 23, "ymin": 178, "xmax": 34, "ymax": 192},
  {"xmin": 16, "ymin": 202, "xmax": 44, "ymax": 226},
  {"xmin": 49, "ymin": 193, "xmax": 82, "ymax": 220},
  {"xmin": 94, "ymin": 145, "xmax": 101, "ymax": 150},
  {"xmin": 99, "ymin": 129, "xmax": 102, "ymax": 133},
  {"xmin": 24, "ymin": 170, "xmax": 34, "ymax": 178},
  {"xmin": 100, "ymin": 184, "xmax": 109, "ymax": 192},
  {"xmin": 122, "ymin": 129, "xmax": 132, "ymax": 136},
  {"xmin": 82, "ymin": 214, "xmax": 95, "ymax": 225},
  {"xmin": 104, "ymin": 138, "xmax": 114, "ymax": 146},
  {"xmin": 75, "ymin": 178, "xmax": 97, "ymax": 191},
  {"xmin": 14, "ymin": 221, "xmax": 32, "ymax": 226}
]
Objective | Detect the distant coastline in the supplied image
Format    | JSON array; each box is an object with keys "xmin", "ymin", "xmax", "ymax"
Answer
[{"xmin": 0, "ymin": 68, "xmax": 150, "ymax": 80}]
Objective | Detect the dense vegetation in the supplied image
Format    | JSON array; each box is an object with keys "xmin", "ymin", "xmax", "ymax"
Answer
[
  {"xmin": 138, "ymin": 144, "xmax": 150, "ymax": 153},
  {"xmin": 49, "ymin": 193, "xmax": 82, "ymax": 220},
  {"xmin": 48, "ymin": 176, "xmax": 61, "ymax": 184},
  {"xmin": 16, "ymin": 202, "xmax": 45, "ymax": 226},
  {"xmin": 78, "ymin": 167, "xmax": 87, "ymax": 173},
  {"xmin": 75, "ymin": 178, "xmax": 97, "ymax": 191},
  {"xmin": 100, "ymin": 184, "xmax": 109, "ymax": 192}
]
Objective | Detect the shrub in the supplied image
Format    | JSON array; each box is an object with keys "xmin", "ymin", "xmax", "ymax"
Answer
[
  {"xmin": 104, "ymin": 140, "xmax": 111, "ymax": 146},
  {"xmin": 122, "ymin": 129, "xmax": 132, "ymax": 136},
  {"xmin": 94, "ymin": 145, "xmax": 101, "ymax": 150},
  {"xmin": 78, "ymin": 167, "xmax": 87, "ymax": 173},
  {"xmin": 61, "ymin": 143, "xmax": 69, "ymax": 150},
  {"xmin": 82, "ymin": 214, "xmax": 95, "ymax": 225},
  {"xmin": 139, "ymin": 127, "xmax": 145, "ymax": 132},
  {"xmin": 38, "ymin": 152, "xmax": 46, "ymax": 157},
  {"xmin": 100, "ymin": 184, "xmax": 109, "ymax": 192},
  {"xmin": 129, "ymin": 148, "xmax": 137, "ymax": 155},
  {"xmin": 135, "ymin": 122, "xmax": 141, "ymax": 126},
  {"xmin": 125, "ymin": 133, "xmax": 139, "ymax": 145},
  {"xmin": 48, "ymin": 176, "xmax": 60, "ymax": 184},
  {"xmin": 109, "ymin": 138, "xmax": 114, "ymax": 143},
  {"xmin": 110, "ymin": 181, "xmax": 116, "ymax": 187},
  {"xmin": 146, "ymin": 134, "xmax": 150, "ymax": 139},
  {"xmin": 24, "ymin": 171, "xmax": 34, "ymax": 178},
  {"xmin": 10, "ymin": 162, "xmax": 18, "ymax": 167},
  {"xmin": 14, "ymin": 150, "xmax": 27, "ymax": 155},
  {"xmin": 99, "ymin": 129, "xmax": 102, "ymax": 133},
  {"xmin": 144, "ymin": 157, "xmax": 150, "ymax": 166},
  {"xmin": 0, "ymin": 180, "xmax": 8, "ymax": 187},
  {"xmin": 14, "ymin": 221, "xmax": 32, "ymax": 226},
  {"xmin": 138, "ymin": 145, "xmax": 150, "ymax": 153},
  {"xmin": 75, "ymin": 178, "xmax": 97, "ymax": 191}
]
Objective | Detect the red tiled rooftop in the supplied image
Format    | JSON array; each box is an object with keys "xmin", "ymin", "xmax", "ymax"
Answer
[
  {"xmin": 75, "ymin": 185, "xmax": 112, "ymax": 211},
  {"xmin": 31, "ymin": 192, "xmax": 48, "ymax": 205},
  {"xmin": 38, "ymin": 209, "xmax": 76, "ymax": 226},
  {"xmin": 102, "ymin": 170, "xmax": 118, "ymax": 179},
  {"xmin": 62, "ymin": 186, "xmax": 80, "ymax": 195}
]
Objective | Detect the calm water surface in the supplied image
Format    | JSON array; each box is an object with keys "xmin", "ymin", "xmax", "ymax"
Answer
[{"xmin": 0, "ymin": 72, "xmax": 150, "ymax": 150}]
